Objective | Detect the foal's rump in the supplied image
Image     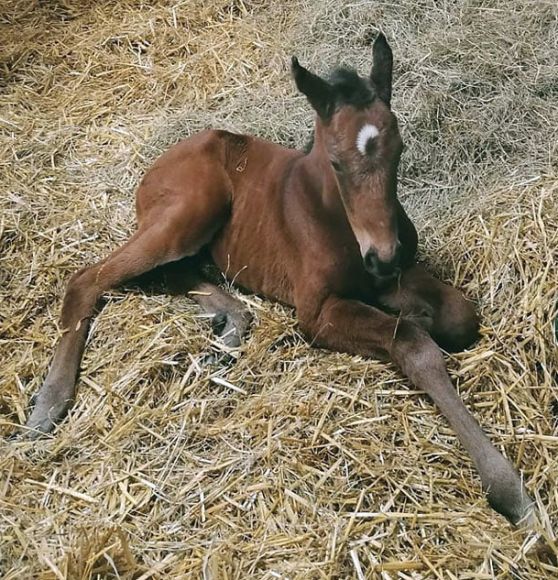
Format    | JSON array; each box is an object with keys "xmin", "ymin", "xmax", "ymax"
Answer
[{"xmin": 135, "ymin": 130, "xmax": 234, "ymax": 235}]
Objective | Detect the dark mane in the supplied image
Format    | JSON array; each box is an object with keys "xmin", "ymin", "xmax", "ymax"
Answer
[
  {"xmin": 303, "ymin": 67, "xmax": 375, "ymax": 152},
  {"xmin": 328, "ymin": 67, "xmax": 375, "ymax": 109}
]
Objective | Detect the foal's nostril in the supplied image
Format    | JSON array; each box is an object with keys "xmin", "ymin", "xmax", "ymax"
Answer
[
  {"xmin": 363, "ymin": 248, "xmax": 400, "ymax": 277},
  {"xmin": 363, "ymin": 250, "xmax": 378, "ymax": 273},
  {"xmin": 376, "ymin": 258, "xmax": 397, "ymax": 276}
]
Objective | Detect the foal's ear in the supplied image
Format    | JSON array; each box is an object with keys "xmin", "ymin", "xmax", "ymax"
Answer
[
  {"xmin": 370, "ymin": 33, "xmax": 393, "ymax": 106},
  {"xmin": 291, "ymin": 56, "xmax": 334, "ymax": 120}
]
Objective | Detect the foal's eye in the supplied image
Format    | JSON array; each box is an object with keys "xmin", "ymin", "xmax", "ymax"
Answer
[{"xmin": 331, "ymin": 160, "xmax": 342, "ymax": 172}]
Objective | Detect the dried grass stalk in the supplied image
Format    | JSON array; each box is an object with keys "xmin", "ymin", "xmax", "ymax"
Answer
[{"xmin": 1, "ymin": 0, "xmax": 557, "ymax": 577}]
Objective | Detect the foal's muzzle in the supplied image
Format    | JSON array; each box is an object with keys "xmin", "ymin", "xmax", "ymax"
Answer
[{"xmin": 363, "ymin": 245, "xmax": 401, "ymax": 279}]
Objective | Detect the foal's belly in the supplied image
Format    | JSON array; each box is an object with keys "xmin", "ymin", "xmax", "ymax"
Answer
[
  {"xmin": 210, "ymin": 224, "xmax": 295, "ymax": 305},
  {"xmin": 209, "ymin": 186, "xmax": 295, "ymax": 305}
]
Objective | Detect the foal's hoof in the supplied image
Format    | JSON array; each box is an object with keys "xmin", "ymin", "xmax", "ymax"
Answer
[
  {"xmin": 487, "ymin": 491, "xmax": 535, "ymax": 527},
  {"xmin": 199, "ymin": 350, "xmax": 236, "ymax": 368},
  {"xmin": 23, "ymin": 387, "xmax": 73, "ymax": 439},
  {"xmin": 486, "ymin": 476, "xmax": 535, "ymax": 527},
  {"xmin": 211, "ymin": 310, "xmax": 251, "ymax": 348}
]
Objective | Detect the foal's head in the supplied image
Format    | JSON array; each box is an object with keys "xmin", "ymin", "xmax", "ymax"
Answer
[{"xmin": 292, "ymin": 34, "xmax": 403, "ymax": 280}]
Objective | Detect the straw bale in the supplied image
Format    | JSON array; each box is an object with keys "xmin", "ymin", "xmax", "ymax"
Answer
[{"xmin": 1, "ymin": 0, "xmax": 557, "ymax": 578}]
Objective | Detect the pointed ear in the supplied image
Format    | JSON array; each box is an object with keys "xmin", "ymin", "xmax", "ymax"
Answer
[
  {"xmin": 370, "ymin": 33, "xmax": 393, "ymax": 106},
  {"xmin": 291, "ymin": 56, "xmax": 334, "ymax": 120}
]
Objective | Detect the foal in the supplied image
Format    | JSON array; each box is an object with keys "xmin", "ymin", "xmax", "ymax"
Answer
[{"xmin": 25, "ymin": 35, "xmax": 533, "ymax": 525}]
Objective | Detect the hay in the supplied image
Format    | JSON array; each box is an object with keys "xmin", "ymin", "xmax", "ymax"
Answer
[{"xmin": 1, "ymin": 0, "xmax": 557, "ymax": 577}]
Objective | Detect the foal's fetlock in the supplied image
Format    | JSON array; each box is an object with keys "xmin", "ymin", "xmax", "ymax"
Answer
[{"xmin": 24, "ymin": 385, "xmax": 74, "ymax": 438}]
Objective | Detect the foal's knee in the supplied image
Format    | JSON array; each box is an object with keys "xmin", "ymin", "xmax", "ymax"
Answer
[{"xmin": 432, "ymin": 291, "xmax": 479, "ymax": 352}]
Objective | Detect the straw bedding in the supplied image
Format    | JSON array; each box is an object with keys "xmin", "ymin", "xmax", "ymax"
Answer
[{"xmin": 1, "ymin": 0, "xmax": 557, "ymax": 577}]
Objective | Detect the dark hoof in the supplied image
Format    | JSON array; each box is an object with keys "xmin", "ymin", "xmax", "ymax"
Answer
[
  {"xmin": 485, "ymin": 470, "xmax": 535, "ymax": 527},
  {"xmin": 210, "ymin": 310, "xmax": 251, "ymax": 348},
  {"xmin": 23, "ymin": 386, "xmax": 74, "ymax": 439},
  {"xmin": 488, "ymin": 491, "xmax": 535, "ymax": 527},
  {"xmin": 211, "ymin": 312, "xmax": 228, "ymax": 336},
  {"xmin": 200, "ymin": 351, "xmax": 236, "ymax": 368}
]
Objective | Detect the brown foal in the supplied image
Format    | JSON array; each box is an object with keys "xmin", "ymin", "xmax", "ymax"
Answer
[{"xmin": 24, "ymin": 35, "xmax": 533, "ymax": 525}]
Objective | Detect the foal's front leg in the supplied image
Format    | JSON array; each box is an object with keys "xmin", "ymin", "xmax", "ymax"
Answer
[
  {"xmin": 377, "ymin": 264, "xmax": 480, "ymax": 352},
  {"xmin": 298, "ymin": 295, "xmax": 533, "ymax": 525}
]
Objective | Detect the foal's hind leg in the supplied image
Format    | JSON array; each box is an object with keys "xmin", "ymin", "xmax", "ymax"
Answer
[
  {"xmin": 164, "ymin": 260, "xmax": 252, "ymax": 349},
  {"xmin": 378, "ymin": 264, "xmax": 480, "ymax": 352},
  {"xmin": 25, "ymin": 228, "xmax": 179, "ymax": 436},
  {"xmin": 26, "ymin": 221, "xmax": 227, "ymax": 436}
]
